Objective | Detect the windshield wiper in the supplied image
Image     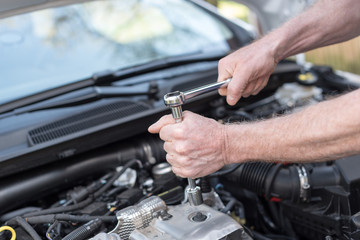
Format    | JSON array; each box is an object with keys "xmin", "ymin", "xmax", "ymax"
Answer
[
  {"xmin": 0, "ymin": 50, "xmax": 226, "ymax": 115},
  {"xmin": 0, "ymin": 82, "xmax": 158, "ymax": 119}
]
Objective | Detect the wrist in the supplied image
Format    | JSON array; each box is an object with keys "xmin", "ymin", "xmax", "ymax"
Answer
[
  {"xmin": 223, "ymin": 123, "xmax": 259, "ymax": 164},
  {"xmin": 265, "ymin": 28, "xmax": 290, "ymax": 64}
]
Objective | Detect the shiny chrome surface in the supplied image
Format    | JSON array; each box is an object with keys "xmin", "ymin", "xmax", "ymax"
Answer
[
  {"xmin": 184, "ymin": 78, "xmax": 231, "ymax": 100},
  {"xmin": 110, "ymin": 196, "xmax": 167, "ymax": 239},
  {"xmin": 163, "ymin": 79, "xmax": 231, "ymax": 206},
  {"xmin": 187, "ymin": 186, "xmax": 203, "ymax": 206}
]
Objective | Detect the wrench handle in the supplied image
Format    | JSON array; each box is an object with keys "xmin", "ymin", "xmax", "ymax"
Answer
[{"xmin": 184, "ymin": 78, "xmax": 231, "ymax": 100}]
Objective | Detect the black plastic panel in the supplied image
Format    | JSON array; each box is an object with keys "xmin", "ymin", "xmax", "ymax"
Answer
[{"xmin": 27, "ymin": 101, "xmax": 149, "ymax": 146}]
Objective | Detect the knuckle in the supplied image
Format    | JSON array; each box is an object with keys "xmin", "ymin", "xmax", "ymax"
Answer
[
  {"xmin": 173, "ymin": 127, "xmax": 185, "ymax": 139},
  {"xmin": 185, "ymin": 168, "xmax": 199, "ymax": 178},
  {"xmin": 159, "ymin": 131, "xmax": 167, "ymax": 141},
  {"xmin": 171, "ymin": 167, "xmax": 182, "ymax": 177},
  {"xmin": 163, "ymin": 142, "xmax": 170, "ymax": 152},
  {"xmin": 181, "ymin": 168, "xmax": 193, "ymax": 178},
  {"xmin": 175, "ymin": 143, "xmax": 188, "ymax": 154},
  {"xmin": 159, "ymin": 114, "xmax": 170, "ymax": 123},
  {"xmin": 218, "ymin": 58, "xmax": 226, "ymax": 68}
]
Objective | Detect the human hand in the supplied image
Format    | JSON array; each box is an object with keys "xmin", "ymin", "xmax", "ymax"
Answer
[
  {"xmin": 148, "ymin": 111, "xmax": 227, "ymax": 178},
  {"xmin": 218, "ymin": 39, "xmax": 278, "ymax": 105}
]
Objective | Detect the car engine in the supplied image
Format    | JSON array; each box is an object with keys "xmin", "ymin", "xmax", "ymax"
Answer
[{"xmin": 1, "ymin": 65, "xmax": 360, "ymax": 240}]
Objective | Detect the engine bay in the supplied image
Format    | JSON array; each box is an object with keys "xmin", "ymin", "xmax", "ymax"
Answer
[{"xmin": 1, "ymin": 64, "xmax": 360, "ymax": 240}]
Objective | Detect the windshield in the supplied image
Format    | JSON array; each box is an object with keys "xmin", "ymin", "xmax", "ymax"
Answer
[{"xmin": 0, "ymin": 0, "xmax": 233, "ymax": 105}]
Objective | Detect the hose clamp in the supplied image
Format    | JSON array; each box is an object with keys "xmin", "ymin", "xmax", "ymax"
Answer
[{"xmin": 296, "ymin": 165, "xmax": 310, "ymax": 201}]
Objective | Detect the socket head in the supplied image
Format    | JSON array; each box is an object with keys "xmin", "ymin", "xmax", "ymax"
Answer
[{"xmin": 163, "ymin": 91, "xmax": 185, "ymax": 107}]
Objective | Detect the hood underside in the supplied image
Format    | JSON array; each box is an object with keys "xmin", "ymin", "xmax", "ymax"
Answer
[
  {"xmin": 234, "ymin": 0, "xmax": 315, "ymax": 34},
  {"xmin": 2, "ymin": 0, "xmax": 315, "ymax": 31}
]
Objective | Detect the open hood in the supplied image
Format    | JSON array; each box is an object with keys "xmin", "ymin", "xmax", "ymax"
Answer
[
  {"xmin": 1, "ymin": 0, "xmax": 314, "ymax": 33},
  {"xmin": 0, "ymin": 0, "xmax": 86, "ymax": 19},
  {"xmin": 235, "ymin": 0, "xmax": 315, "ymax": 34}
]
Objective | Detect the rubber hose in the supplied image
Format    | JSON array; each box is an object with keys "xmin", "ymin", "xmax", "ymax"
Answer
[
  {"xmin": 62, "ymin": 218, "xmax": 102, "ymax": 240},
  {"xmin": 24, "ymin": 159, "xmax": 138, "ymax": 217},
  {"xmin": 0, "ymin": 207, "xmax": 41, "ymax": 222},
  {"xmin": 222, "ymin": 162, "xmax": 298, "ymax": 200},
  {"xmin": 11, "ymin": 216, "xmax": 41, "ymax": 240},
  {"xmin": 223, "ymin": 162, "xmax": 341, "ymax": 202},
  {"xmin": 0, "ymin": 135, "xmax": 164, "ymax": 215},
  {"xmin": 17, "ymin": 214, "xmax": 115, "ymax": 225},
  {"xmin": 236, "ymin": 162, "xmax": 275, "ymax": 196}
]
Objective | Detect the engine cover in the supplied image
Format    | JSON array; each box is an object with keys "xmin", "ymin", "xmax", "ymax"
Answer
[{"xmin": 129, "ymin": 202, "xmax": 252, "ymax": 240}]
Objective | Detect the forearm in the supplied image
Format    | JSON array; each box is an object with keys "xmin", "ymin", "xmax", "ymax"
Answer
[
  {"xmin": 225, "ymin": 89, "xmax": 360, "ymax": 163},
  {"xmin": 266, "ymin": 0, "xmax": 360, "ymax": 62}
]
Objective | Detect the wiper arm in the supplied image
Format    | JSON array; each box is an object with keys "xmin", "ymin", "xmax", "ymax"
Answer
[
  {"xmin": 0, "ymin": 82, "xmax": 158, "ymax": 119},
  {"xmin": 0, "ymin": 50, "xmax": 227, "ymax": 115}
]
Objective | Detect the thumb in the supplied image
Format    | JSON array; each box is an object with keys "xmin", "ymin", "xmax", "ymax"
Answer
[{"xmin": 148, "ymin": 114, "xmax": 176, "ymax": 133}]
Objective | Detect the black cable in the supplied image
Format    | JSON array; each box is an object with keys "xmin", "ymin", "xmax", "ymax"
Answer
[
  {"xmin": 242, "ymin": 95, "xmax": 276, "ymax": 111},
  {"xmin": 263, "ymin": 234, "xmax": 297, "ymax": 240},
  {"xmin": 46, "ymin": 220, "xmax": 59, "ymax": 240},
  {"xmin": 24, "ymin": 159, "xmax": 139, "ymax": 217},
  {"xmin": 252, "ymin": 231, "xmax": 273, "ymax": 240},
  {"xmin": 255, "ymin": 196, "xmax": 278, "ymax": 232},
  {"xmin": 23, "ymin": 214, "xmax": 116, "ymax": 224},
  {"xmin": 62, "ymin": 218, "xmax": 103, "ymax": 240},
  {"xmin": 94, "ymin": 159, "xmax": 139, "ymax": 198},
  {"xmin": 220, "ymin": 198, "xmax": 236, "ymax": 213},
  {"xmin": 104, "ymin": 186, "xmax": 126, "ymax": 198},
  {"xmin": 11, "ymin": 216, "xmax": 42, "ymax": 240},
  {"xmin": 208, "ymin": 164, "xmax": 241, "ymax": 178},
  {"xmin": 0, "ymin": 207, "xmax": 42, "ymax": 222},
  {"xmin": 24, "ymin": 197, "xmax": 93, "ymax": 217},
  {"xmin": 216, "ymin": 188, "xmax": 246, "ymax": 220}
]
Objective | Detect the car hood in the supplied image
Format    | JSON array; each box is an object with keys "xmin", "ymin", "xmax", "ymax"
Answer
[
  {"xmin": 234, "ymin": 0, "xmax": 315, "ymax": 34},
  {"xmin": 2, "ymin": 0, "xmax": 314, "ymax": 33},
  {"xmin": 0, "ymin": 0, "xmax": 85, "ymax": 19}
]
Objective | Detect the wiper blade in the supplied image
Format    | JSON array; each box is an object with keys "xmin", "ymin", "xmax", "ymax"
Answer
[
  {"xmin": 0, "ymin": 50, "xmax": 227, "ymax": 115},
  {"xmin": 0, "ymin": 82, "xmax": 158, "ymax": 119}
]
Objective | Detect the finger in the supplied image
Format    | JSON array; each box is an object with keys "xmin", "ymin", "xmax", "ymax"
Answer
[
  {"xmin": 253, "ymin": 78, "xmax": 269, "ymax": 95},
  {"xmin": 163, "ymin": 141, "xmax": 175, "ymax": 153},
  {"xmin": 217, "ymin": 58, "xmax": 233, "ymax": 84},
  {"xmin": 253, "ymin": 87, "xmax": 262, "ymax": 96},
  {"xmin": 226, "ymin": 70, "xmax": 250, "ymax": 105},
  {"xmin": 171, "ymin": 166, "xmax": 195, "ymax": 178},
  {"xmin": 171, "ymin": 166, "xmax": 185, "ymax": 178},
  {"xmin": 242, "ymin": 81, "xmax": 257, "ymax": 98},
  {"xmin": 166, "ymin": 154, "xmax": 182, "ymax": 168},
  {"xmin": 148, "ymin": 114, "xmax": 175, "ymax": 133},
  {"xmin": 251, "ymin": 80, "xmax": 263, "ymax": 95},
  {"xmin": 217, "ymin": 78, "xmax": 231, "ymax": 96},
  {"xmin": 159, "ymin": 123, "xmax": 181, "ymax": 143},
  {"xmin": 218, "ymin": 87, "xmax": 227, "ymax": 96}
]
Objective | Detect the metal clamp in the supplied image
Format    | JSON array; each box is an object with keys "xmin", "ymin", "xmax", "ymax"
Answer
[{"xmin": 296, "ymin": 165, "xmax": 310, "ymax": 201}]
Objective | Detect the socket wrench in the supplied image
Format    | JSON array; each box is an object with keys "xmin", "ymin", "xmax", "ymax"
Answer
[{"xmin": 163, "ymin": 78, "xmax": 231, "ymax": 206}]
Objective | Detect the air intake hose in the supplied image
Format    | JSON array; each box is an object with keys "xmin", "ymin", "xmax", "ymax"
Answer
[{"xmin": 223, "ymin": 162, "xmax": 340, "ymax": 202}]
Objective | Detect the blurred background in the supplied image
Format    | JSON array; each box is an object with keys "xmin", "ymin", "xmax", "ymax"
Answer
[{"xmin": 209, "ymin": 0, "xmax": 360, "ymax": 74}]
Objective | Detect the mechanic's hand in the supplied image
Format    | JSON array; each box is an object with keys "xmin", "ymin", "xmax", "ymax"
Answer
[
  {"xmin": 218, "ymin": 39, "xmax": 278, "ymax": 105},
  {"xmin": 148, "ymin": 111, "xmax": 227, "ymax": 178}
]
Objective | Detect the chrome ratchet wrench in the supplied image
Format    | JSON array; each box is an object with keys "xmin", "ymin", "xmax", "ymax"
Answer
[{"xmin": 163, "ymin": 78, "xmax": 231, "ymax": 206}]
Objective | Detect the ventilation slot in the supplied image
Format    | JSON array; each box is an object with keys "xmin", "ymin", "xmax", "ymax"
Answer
[{"xmin": 28, "ymin": 101, "xmax": 149, "ymax": 145}]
